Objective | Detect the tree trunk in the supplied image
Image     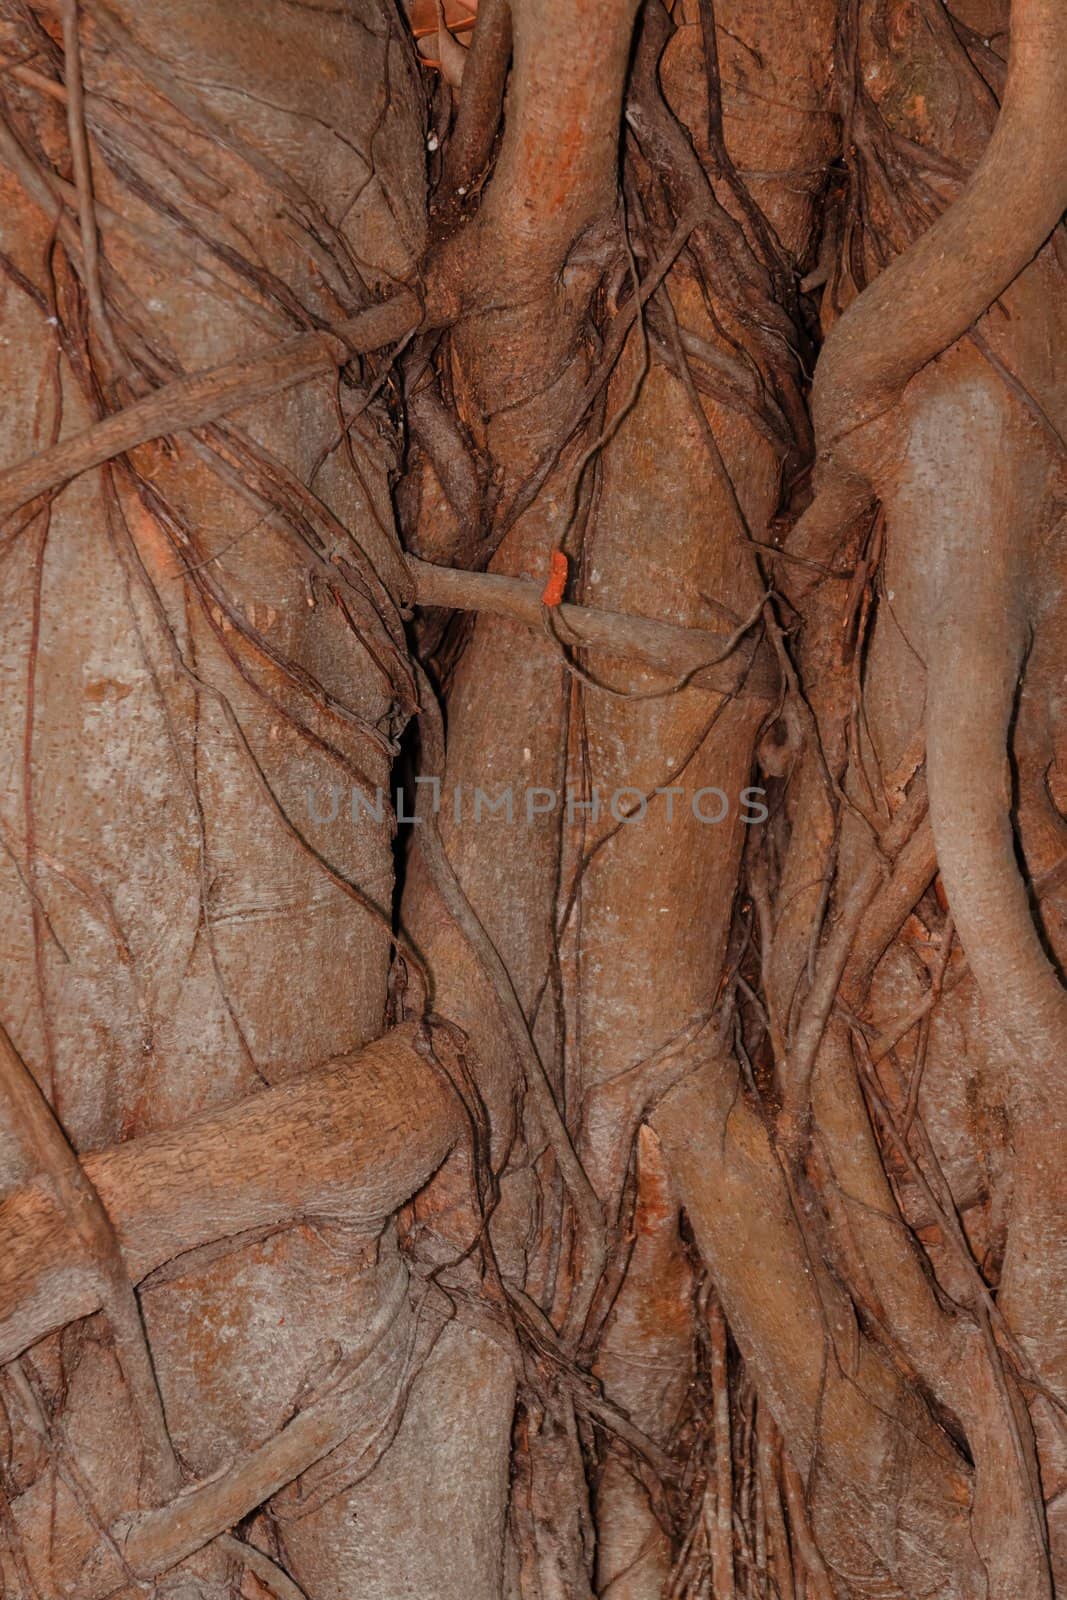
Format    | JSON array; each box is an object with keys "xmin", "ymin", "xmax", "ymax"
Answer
[{"xmin": 0, "ymin": 0, "xmax": 1065, "ymax": 1596}]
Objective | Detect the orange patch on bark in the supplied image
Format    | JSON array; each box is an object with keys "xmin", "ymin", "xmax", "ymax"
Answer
[
  {"xmin": 120, "ymin": 475, "xmax": 187, "ymax": 583},
  {"xmin": 84, "ymin": 678, "xmax": 134, "ymax": 705},
  {"xmin": 634, "ymin": 1125, "xmax": 675, "ymax": 1233},
  {"xmin": 541, "ymin": 550, "xmax": 568, "ymax": 607},
  {"xmin": 407, "ymin": 0, "xmax": 478, "ymax": 39}
]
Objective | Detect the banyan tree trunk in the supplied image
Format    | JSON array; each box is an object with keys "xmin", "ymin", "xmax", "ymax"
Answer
[{"xmin": 0, "ymin": 1, "xmax": 1065, "ymax": 1597}]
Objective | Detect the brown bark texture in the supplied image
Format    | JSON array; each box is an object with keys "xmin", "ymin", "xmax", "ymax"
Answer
[{"xmin": 0, "ymin": 0, "xmax": 1065, "ymax": 1597}]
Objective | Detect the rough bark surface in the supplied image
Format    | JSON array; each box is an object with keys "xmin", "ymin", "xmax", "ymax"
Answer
[{"xmin": 0, "ymin": 1, "xmax": 1065, "ymax": 1597}]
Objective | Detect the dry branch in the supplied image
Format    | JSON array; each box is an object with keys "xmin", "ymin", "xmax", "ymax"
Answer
[
  {"xmin": 0, "ymin": 1020, "xmax": 463, "ymax": 1364},
  {"xmin": 0, "ymin": 293, "xmax": 421, "ymax": 522},
  {"xmin": 439, "ymin": 0, "xmax": 512, "ymax": 196},
  {"xmin": 408, "ymin": 558, "xmax": 778, "ymax": 700}
]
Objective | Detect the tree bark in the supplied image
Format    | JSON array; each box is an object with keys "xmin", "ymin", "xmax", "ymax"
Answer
[{"xmin": 1, "ymin": 0, "xmax": 1066, "ymax": 1596}]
